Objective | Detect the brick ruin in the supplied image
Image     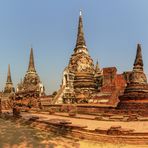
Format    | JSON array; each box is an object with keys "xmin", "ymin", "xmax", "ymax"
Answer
[
  {"xmin": 3, "ymin": 64, "xmax": 15, "ymax": 97},
  {"xmin": 50, "ymin": 12, "xmax": 148, "ymax": 116},
  {"xmin": 1, "ymin": 12, "xmax": 148, "ymax": 117},
  {"xmin": 51, "ymin": 11, "xmax": 137, "ymax": 107},
  {"xmin": 91, "ymin": 67, "xmax": 127, "ymax": 106},
  {"xmin": 117, "ymin": 44, "xmax": 148, "ymax": 112},
  {"xmin": 15, "ymin": 48, "xmax": 45, "ymax": 107},
  {"xmin": 16, "ymin": 48, "xmax": 45, "ymax": 98},
  {"xmin": 1, "ymin": 65, "xmax": 15, "ymax": 110}
]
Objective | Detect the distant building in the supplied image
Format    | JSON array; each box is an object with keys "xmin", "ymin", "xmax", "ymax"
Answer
[{"xmin": 16, "ymin": 48, "xmax": 45, "ymax": 99}]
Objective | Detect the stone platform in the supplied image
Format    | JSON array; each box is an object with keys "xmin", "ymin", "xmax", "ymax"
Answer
[{"xmin": 20, "ymin": 112, "xmax": 148, "ymax": 145}]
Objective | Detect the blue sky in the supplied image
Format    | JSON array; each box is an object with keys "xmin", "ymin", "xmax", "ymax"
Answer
[{"xmin": 0, "ymin": 0, "xmax": 148, "ymax": 94}]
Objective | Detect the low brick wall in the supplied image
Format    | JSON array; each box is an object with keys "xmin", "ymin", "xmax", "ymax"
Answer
[{"xmin": 42, "ymin": 104, "xmax": 148, "ymax": 117}]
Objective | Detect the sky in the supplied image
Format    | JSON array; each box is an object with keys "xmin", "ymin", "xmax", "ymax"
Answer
[{"xmin": 0, "ymin": 0, "xmax": 148, "ymax": 94}]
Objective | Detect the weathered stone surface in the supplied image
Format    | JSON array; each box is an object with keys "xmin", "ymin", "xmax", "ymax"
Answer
[
  {"xmin": 16, "ymin": 48, "xmax": 45, "ymax": 101},
  {"xmin": 118, "ymin": 44, "xmax": 148, "ymax": 111},
  {"xmin": 13, "ymin": 107, "xmax": 21, "ymax": 117},
  {"xmin": 48, "ymin": 107, "xmax": 55, "ymax": 115},
  {"xmin": 68, "ymin": 12, "xmax": 99, "ymax": 102},
  {"xmin": 1, "ymin": 99, "xmax": 13, "ymax": 110},
  {"xmin": 91, "ymin": 67, "xmax": 126, "ymax": 106},
  {"xmin": 3, "ymin": 64, "xmax": 15, "ymax": 99},
  {"xmin": 107, "ymin": 126, "xmax": 134, "ymax": 135},
  {"xmin": 54, "ymin": 11, "xmax": 101, "ymax": 104},
  {"xmin": 28, "ymin": 116, "xmax": 39, "ymax": 122}
]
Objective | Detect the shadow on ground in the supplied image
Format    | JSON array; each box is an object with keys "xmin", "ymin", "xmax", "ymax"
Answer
[{"xmin": 0, "ymin": 118, "xmax": 80, "ymax": 148}]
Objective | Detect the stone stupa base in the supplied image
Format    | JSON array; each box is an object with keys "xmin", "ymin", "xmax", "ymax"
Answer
[
  {"xmin": 117, "ymin": 99, "xmax": 148, "ymax": 110},
  {"xmin": 117, "ymin": 90, "xmax": 148, "ymax": 109}
]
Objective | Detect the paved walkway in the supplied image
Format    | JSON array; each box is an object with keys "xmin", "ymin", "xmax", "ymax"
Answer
[{"xmin": 21, "ymin": 112, "xmax": 148, "ymax": 133}]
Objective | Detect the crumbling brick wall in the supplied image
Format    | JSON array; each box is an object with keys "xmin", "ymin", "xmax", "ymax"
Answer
[{"xmin": 96, "ymin": 67, "xmax": 127, "ymax": 105}]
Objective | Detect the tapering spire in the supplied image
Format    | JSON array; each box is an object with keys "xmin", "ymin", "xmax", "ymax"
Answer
[
  {"xmin": 7, "ymin": 64, "xmax": 12, "ymax": 83},
  {"xmin": 20, "ymin": 78, "xmax": 23, "ymax": 85},
  {"xmin": 133, "ymin": 44, "xmax": 143, "ymax": 72},
  {"xmin": 95, "ymin": 60, "xmax": 100, "ymax": 73},
  {"xmin": 28, "ymin": 47, "xmax": 36, "ymax": 72},
  {"xmin": 75, "ymin": 10, "xmax": 87, "ymax": 51}
]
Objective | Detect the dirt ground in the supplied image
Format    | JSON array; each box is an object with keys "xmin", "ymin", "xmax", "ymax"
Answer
[{"xmin": 0, "ymin": 118, "xmax": 147, "ymax": 148}]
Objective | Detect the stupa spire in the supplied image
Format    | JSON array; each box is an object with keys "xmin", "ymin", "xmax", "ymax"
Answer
[
  {"xmin": 133, "ymin": 44, "xmax": 143, "ymax": 72},
  {"xmin": 3, "ymin": 64, "xmax": 15, "ymax": 95},
  {"xmin": 75, "ymin": 10, "xmax": 87, "ymax": 51},
  {"xmin": 7, "ymin": 64, "xmax": 12, "ymax": 83},
  {"xmin": 28, "ymin": 47, "xmax": 36, "ymax": 72},
  {"xmin": 95, "ymin": 60, "xmax": 100, "ymax": 73}
]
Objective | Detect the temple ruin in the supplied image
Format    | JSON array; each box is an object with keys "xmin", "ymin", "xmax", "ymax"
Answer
[
  {"xmin": 16, "ymin": 48, "xmax": 45, "ymax": 99},
  {"xmin": 117, "ymin": 44, "xmax": 148, "ymax": 111}
]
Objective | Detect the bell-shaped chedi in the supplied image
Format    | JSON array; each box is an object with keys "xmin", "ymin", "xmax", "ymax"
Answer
[
  {"xmin": 117, "ymin": 44, "xmax": 148, "ymax": 110},
  {"xmin": 68, "ymin": 11, "xmax": 94, "ymax": 74},
  {"xmin": 16, "ymin": 48, "xmax": 45, "ymax": 98},
  {"xmin": 54, "ymin": 11, "xmax": 99, "ymax": 104},
  {"xmin": 68, "ymin": 11, "xmax": 98, "ymax": 102}
]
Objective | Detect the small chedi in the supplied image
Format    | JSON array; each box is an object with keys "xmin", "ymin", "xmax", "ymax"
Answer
[
  {"xmin": 3, "ymin": 64, "xmax": 15, "ymax": 97},
  {"xmin": 53, "ymin": 11, "xmax": 102, "ymax": 104},
  {"xmin": 117, "ymin": 44, "xmax": 148, "ymax": 110},
  {"xmin": 1, "ymin": 64, "xmax": 15, "ymax": 110},
  {"xmin": 16, "ymin": 48, "xmax": 45, "ymax": 99}
]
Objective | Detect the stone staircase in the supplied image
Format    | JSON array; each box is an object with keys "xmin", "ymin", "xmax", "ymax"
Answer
[{"xmin": 52, "ymin": 85, "xmax": 66, "ymax": 104}]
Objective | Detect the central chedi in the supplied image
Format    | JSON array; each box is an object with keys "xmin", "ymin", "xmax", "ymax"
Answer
[
  {"xmin": 117, "ymin": 44, "xmax": 148, "ymax": 110},
  {"xmin": 54, "ymin": 11, "xmax": 100, "ymax": 104}
]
